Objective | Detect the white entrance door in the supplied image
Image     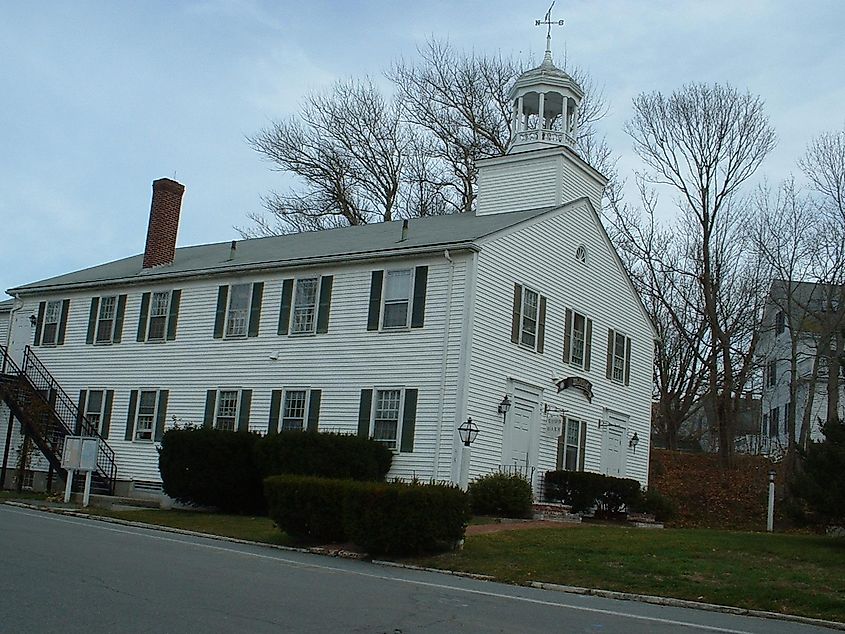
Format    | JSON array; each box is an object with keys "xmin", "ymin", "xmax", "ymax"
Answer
[
  {"xmin": 503, "ymin": 383, "xmax": 541, "ymax": 470},
  {"xmin": 6, "ymin": 307, "xmax": 31, "ymax": 368},
  {"xmin": 603, "ymin": 410, "xmax": 628, "ymax": 477}
]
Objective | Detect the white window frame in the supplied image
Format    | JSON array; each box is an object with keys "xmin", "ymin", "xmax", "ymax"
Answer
[
  {"xmin": 225, "ymin": 284, "xmax": 251, "ymax": 338},
  {"xmin": 146, "ymin": 290, "xmax": 172, "ymax": 342},
  {"xmin": 568, "ymin": 311, "xmax": 588, "ymax": 368},
  {"xmin": 134, "ymin": 389, "xmax": 159, "ymax": 442},
  {"xmin": 765, "ymin": 360, "xmax": 777, "ymax": 388},
  {"xmin": 290, "ymin": 277, "xmax": 320, "ymax": 335},
  {"xmin": 519, "ymin": 286, "xmax": 540, "ymax": 350},
  {"xmin": 85, "ymin": 388, "xmax": 108, "ymax": 435},
  {"xmin": 215, "ymin": 389, "xmax": 242, "ymax": 431},
  {"xmin": 611, "ymin": 331, "xmax": 628, "ymax": 383},
  {"xmin": 371, "ymin": 387, "xmax": 405, "ymax": 451},
  {"xmin": 95, "ymin": 295, "xmax": 117, "ymax": 344},
  {"xmin": 42, "ymin": 300, "xmax": 62, "ymax": 346},
  {"xmin": 560, "ymin": 417, "xmax": 582, "ymax": 471},
  {"xmin": 381, "ymin": 269, "xmax": 413, "ymax": 330},
  {"xmin": 281, "ymin": 388, "xmax": 311, "ymax": 432}
]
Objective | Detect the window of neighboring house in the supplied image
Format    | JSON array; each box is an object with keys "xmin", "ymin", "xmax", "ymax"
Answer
[
  {"xmin": 372, "ymin": 388, "xmax": 403, "ymax": 450},
  {"xmin": 282, "ymin": 389, "xmax": 308, "ymax": 431},
  {"xmin": 558, "ymin": 418, "xmax": 583, "ymax": 471},
  {"xmin": 520, "ymin": 287, "xmax": 540, "ymax": 348},
  {"xmin": 85, "ymin": 389, "xmax": 106, "ymax": 435},
  {"xmin": 762, "ymin": 413, "xmax": 770, "ymax": 437},
  {"xmin": 94, "ymin": 295, "xmax": 117, "ymax": 343},
  {"xmin": 42, "ymin": 300, "xmax": 62, "ymax": 345},
  {"xmin": 147, "ymin": 291, "xmax": 171, "ymax": 341},
  {"xmin": 291, "ymin": 278, "xmax": 319, "ymax": 335},
  {"xmin": 134, "ymin": 390, "xmax": 158, "ymax": 441},
  {"xmin": 569, "ymin": 312, "xmax": 588, "ymax": 368},
  {"xmin": 226, "ymin": 284, "xmax": 251, "ymax": 337},
  {"xmin": 215, "ymin": 390, "xmax": 240, "ymax": 431},
  {"xmin": 382, "ymin": 269, "xmax": 412, "ymax": 329},
  {"xmin": 770, "ymin": 407, "xmax": 780, "ymax": 437},
  {"xmin": 775, "ymin": 310, "xmax": 785, "ymax": 335},
  {"xmin": 611, "ymin": 331, "xmax": 627, "ymax": 383},
  {"xmin": 766, "ymin": 360, "xmax": 777, "ymax": 388}
]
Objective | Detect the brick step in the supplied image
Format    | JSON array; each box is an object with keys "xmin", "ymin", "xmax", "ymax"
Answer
[{"xmin": 532, "ymin": 502, "xmax": 581, "ymax": 523}]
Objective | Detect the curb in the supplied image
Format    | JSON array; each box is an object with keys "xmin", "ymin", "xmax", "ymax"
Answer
[{"xmin": 5, "ymin": 501, "xmax": 843, "ymax": 630}]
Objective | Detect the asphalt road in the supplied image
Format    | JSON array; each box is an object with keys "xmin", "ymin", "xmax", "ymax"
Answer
[{"xmin": 0, "ymin": 505, "xmax": 837, "ymax": 633}]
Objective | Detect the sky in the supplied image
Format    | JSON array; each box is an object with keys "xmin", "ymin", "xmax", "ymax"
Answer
[{"xmin": 2, "ymin": 0, "xmax": 844, "ymax": 300}]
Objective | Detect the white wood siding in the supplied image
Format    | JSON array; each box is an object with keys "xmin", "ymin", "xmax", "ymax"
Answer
[
  {"xmin": 464, "ymin": 201, "xmax": 654, "ymax": 486},
  {"xmin": 11, "ymin": 253, "xmax": 470, "ymax": 485}
]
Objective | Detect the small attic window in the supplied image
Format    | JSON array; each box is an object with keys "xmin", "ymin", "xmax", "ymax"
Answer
[{"xmin": 575, "ymin": 245, "xmax": 587, "ymax": 264}]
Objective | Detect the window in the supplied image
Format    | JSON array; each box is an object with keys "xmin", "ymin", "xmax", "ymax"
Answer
[
  {"xmin": 565, "ymin": 310, "xmax": 592, "ymax": 369},
  {"xmin": 770, "ymin": 407, "xmax": 780, "ymax": 437},
  {"xmin": 42, "ymin": 300, "xmax": 62, "ymax": 346},
  {"xmin": 291, "ymin": 278, "xmax": 319, "ymax": 334},
  {"xmin": 575, "ymin": 245, "xmax": 587, "ymax": 263},
  {"xmin": 135, "ymin": 390, "xmax": 158, "ymax": 441},
  {"xmin": 383, "ymin": 269, "xmax": 412, "ymax": 329},
  {"xmin": 95, "ymin": 296, "xmax": 117, "ymax": 343},
  {"xmin": 558, "ymin": 418, "xmax": 583, "ymax": 471},
  {"xmin": 762, "ymin": 413, "xmax": 769, "ymax": 437},
  {"xmin": 137, "ymin": 290, "xmax": 181, "ymax": 343},
  {"xmin": 148, "ymin": 291, "xmax": 170, "ymax": 341},
  {"xmin": 510, "ymin": 284, "xmax": 547, "ymax": 352},
  {"xmin": 765, "ymin": 360, "xmax": 777, "ymax": 388},
  {"xmin": 85, "ymin": 390, "xmax": 106, "ymax": 434},
  {"xmin": 216, "ymin": 390, "xmax": 240, "ymax": 431},
  {"xmin": 775, "ymin": 310, "xmax": 785, "ymax": 335},
  {"xmin": 282, "ymin": 390, "xmax": 308, "ymax": 431},
  {"xmin": 607, "ymin": 330, "xmax": 631, "ymax": 384},
  {"xmin": 373, "ymin": 389, "xmax": 402, "ymax": 449},
  {"xmin": 226, "ymin": 284, "xmax": 251, "ymax": 337}
]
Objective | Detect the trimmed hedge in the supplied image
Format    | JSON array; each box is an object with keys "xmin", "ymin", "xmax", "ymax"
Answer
[
  {"xmin": 467, "ymin": 472, "xmax": 533, "ymax": 518},
  {"xmin": 255, "ymin": 431, "xmax": 392, "ymax": 481},
  {"xmin": 264, "ymin": 475, "xmax": 470, "ymax": 555},
  {"xmin": 630, "ymin": 488, "xmax": 676, "ymax": 522},
  {"xmin": 544, "ymin": 470, "xmax": 642, "ymax": 514},
  {"xmin": 158, "ymin": 428, "xmax": 265, "ymax": 514}
]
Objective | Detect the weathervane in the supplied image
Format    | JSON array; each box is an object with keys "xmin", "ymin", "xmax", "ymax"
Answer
[{"xmin": 535, "ymin": 2, "xmax": 564, "ymax": 55}]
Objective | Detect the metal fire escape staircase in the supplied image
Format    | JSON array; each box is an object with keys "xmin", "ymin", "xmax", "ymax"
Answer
[{"xmin": 0, "ymin": 344, "xmax": 117, "ymax": 495}]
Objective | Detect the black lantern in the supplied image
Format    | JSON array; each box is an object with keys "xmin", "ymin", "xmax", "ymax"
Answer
[
  {"xmin": 497, "ymin": 395, "xmax": 512, "ymax": 423},
  {"xmin": 458, "ymin": 417, "xmax": 479, "ymax": 446},
  {"xmin": 628, "ymin": 432, "xmax": 639, "ymax": 451},
  {"xmin": 29, "ymin": 314, "xmax": 37, "ymax": 327}
]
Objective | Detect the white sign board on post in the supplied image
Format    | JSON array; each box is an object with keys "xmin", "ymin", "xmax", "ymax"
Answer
[{"xmin": 62, "ymin": 436, "xmax": 99, "ymax": 507}]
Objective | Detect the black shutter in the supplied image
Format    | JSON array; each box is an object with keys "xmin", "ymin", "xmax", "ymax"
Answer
[
  {"xmin": 316, "ymin": 276, "xmax": 333, "ymax": 334},
  {"xmin": 400, "ymin": 389, "xmax": 418, "ymax": 453},
  {"xmin": 213, "ymin": 286, "xmax": 228, "ymax": 339},
  {"xmin": 537, "ymin": 296, "xmax": 547, "ymax": 353},
  {"xmin": 77, "ymin": 390, "xmax": 87, "ymax": 435},
  {"xmin": 367, "ymin": 271, "xmax": 383, "ymax": 331},
  {"xmin": 268, "ymin": 390, "xmax": 282, "ymax": 435},
  {"xmin": 511, "ymin": 284, "xmax": 522, "ymax": 344},
  {"xmin": 578, "ymin": 420, "xmax": 587, "ymax": 471},
  {"xmin": 125, "ymin": 390, "xmax": 138, "ymax": 441},
  {"xmin": 57, "ymin": 299, "xmax": 70, "ymax": 345},
  {"xmin": 358, "ymin": 389, "xmax": 373, "ymax": 437},
  {"xmin": 307, "ymin": 390, "xmax": 321, "ymax": 432},
  {"xmin": 248, "ymin": 283, "xmax": 263, "ymax": 337},
  {"xmin": 411, "ymin": 266, "xmax": 428, "ymax": 329},
  {"xmin": 203, "ymin": 390, "xmax": 217, "ymax": 428},
  {"xmin": 585, "ymin": 318, "xmax": 593, "ymax": 372},
  {"xmin": 624, "ymin": 337, "xmax": 632, "ymax": 386},
  {"xmin": 137, "ymin": 292, "xmax": 151, "ymax": 342},
  {"xmin": 34, "ymin": 302, "xmax": 46, "ymax": 346},
  {"xmin": 563, "ymin": 308, "xmax": 572, "ymax": 363},
  {"xmin": 86, "ymin": 298, "xmax": 99, "ymax": 345},
  {"xmin": 166, "ymin": 290, "xmax": 181, "ymax": 341},
  {"xmin": 238, "ymin": 390, "xmax": 252, "ymax": 431},
  {"xmin": 113, "ymin": 294, "xmax": 127, "ymax": 343},
  {"xmin": 278, "ymin": 279, "xmax": 294, "ymax": 335},
  {"xmin": 606, "ymin": 329, "xmax": 614, "ymax": 380},
  {"xmin": 154, "ymin": 390, "xmax": 169, "ymax": 442},
  {"xmin": 101, "ymin": 390, "xmax": 114, "ymax": 439}
]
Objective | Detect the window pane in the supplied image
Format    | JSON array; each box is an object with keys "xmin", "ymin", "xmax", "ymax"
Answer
[
  {"xmin": 384, "ymin": 270, "xmax": 411, "ymax": 301},
  {"xmin": 148, "ymin": 291, "xmax": 170, "ymax": 341},
  {"xmin": 571, "ymin": 313, "xmax": 585, "ymax": 366},
  {"xmin": 226, "ymin": 284, "xmax": 250, "ymax": 337},
  {"xmin": 520, "ymin": 288, "xmax": 538, "ymax": 348},
  {"xmin": 291, "ymin": 278, "xmax": 318, "ymax": 334},
  {"xmin": 282, "ymin": 390, "xmax": 307, "ymax": 431},
  {"xmin": 87, "ymin": 390, "xmax": 104, "ymax": 415},
  {"xmin": 135, "ymin": 390, "xmax": 157, "ymax": 440},
  {"xmin": 216, "ymin": 390, "xmax": 239, "ymax": 431},
  {"xmin": 43, "ymin": 300, "xmax": 61, "ymax": 344},
  {"xmin": 612, "ymin": 332, "xmax": 626, "ymax": 382},
  {"xmin": 96, "ymin": 296, "xmax": 116, "ymax": 343},
  {"xmin": 383, "ymin": 302, "xmax": 409, "ymax": 328}
]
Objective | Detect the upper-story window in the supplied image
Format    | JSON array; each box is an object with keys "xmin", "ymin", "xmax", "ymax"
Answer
[
  {"xmin": 278, "ymin": 276, "xmax": 334, "ymax": 336},
  {"xmin": 366, "ymin": 267, "xmax": 428, "ymax": 332},
  {"xmin": 765, "ymin": 360, "xmax": 777, "ymax": 388},
  {"xmin": 775, "ymin": 310, "xmax": 785, "ymax": 335},
  {"xmin": 564, "ymin": 309, "xmax": 593, "ymax": 370},
  {"xmin": 292, "ymin": 278, "xmax": 319, "ymax": 334},
  {"xmin": 138, "ymin": 290, "xmax": 182, "ymax": 342},
  {"xmin": 510, "ymin": 283, "xmax": 547, "ymax": 353},
  {"xmin": 606, "ymin": 329, "xmax": 632, "ymax": 385},
  {"xmin": 35, "ymin": 299, "xmax": 70, "ymax": 347},
  {"xmin": 96, "ymin": 296, "xmax": 117, "ymax": 342},
  {"xmin": 213, "ymin": 283, "xmax": 264, "ymax": 339},
  {"xmin": 85, "ymin": 295, "xmax": 127, "ymax": 345}
]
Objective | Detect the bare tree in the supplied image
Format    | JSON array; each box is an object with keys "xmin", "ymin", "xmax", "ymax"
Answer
[{"xmin": 622, "ymin": 83, "xmax": 777, "ymax": 465}]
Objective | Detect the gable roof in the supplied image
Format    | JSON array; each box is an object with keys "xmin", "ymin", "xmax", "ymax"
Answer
[
  {"xmin": 8, "ymin": 206, "xmax": 555, "ymax": 295},
  {"xmin": 0, "ymin": 299, "xmax": 13, "ymax": 313}
]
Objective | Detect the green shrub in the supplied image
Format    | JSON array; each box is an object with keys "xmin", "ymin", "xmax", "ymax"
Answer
[
  {"xmin": 791, "ymin": 418, "xmax": 845, "ymax": 526},
  {"xmin": 158, "ymin": 428, "xmax": 265, "ymax": 514},
  {"xmin": 255, "ymin": 431, "xmax": 393, "ymax": 481},
  {"xmin": 630, "ymin": 488, "xmax": 676, "ymax": 521},
  {"xmin": 467, "ymin": 472, "xmax": 533, "ymax": 518},
  {"xmin": 345, "ymin": 481, "xmax": 470, "ymax": 556},
  {"xmin": 264, "ymin": 475, "xmax": 361, "ymax": 542},
  {"xmin": 544, "ymin": 471, "xmax": 643, "ymax": 514}
]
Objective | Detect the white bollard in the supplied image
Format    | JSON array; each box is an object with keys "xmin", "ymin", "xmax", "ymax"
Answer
[
  {"xmin": 767, "ymin": 469, "xmax": 776, "ymax": 532},
  {"xmin": 64, "ymin": 469, "xmax": 74, "ymax": 504},
  {"xmin": 82, "ymin": 470, "xmax": 93, "ymax": 508}
]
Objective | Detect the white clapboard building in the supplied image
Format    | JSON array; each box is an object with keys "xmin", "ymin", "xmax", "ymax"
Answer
[{"xmin": 0, "ymin": 45, "xmax": 655, "ymax": 498}]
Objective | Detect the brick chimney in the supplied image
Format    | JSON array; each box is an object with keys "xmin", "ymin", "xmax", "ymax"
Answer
[{"xmin": 143, "ymin": 178, "xmax": 185, "ymax": 269}]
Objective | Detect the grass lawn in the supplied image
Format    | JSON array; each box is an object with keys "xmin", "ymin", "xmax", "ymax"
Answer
[
  {"xmin": 409, "ymin": 525, "xmax": 845, "ymax": 623},
  {"xmin": 0, "ymin": 490, "xmax": 49, "ymax": 501}
]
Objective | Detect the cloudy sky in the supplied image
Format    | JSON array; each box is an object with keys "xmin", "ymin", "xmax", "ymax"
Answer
[{"xmin": 2, "ymin": 0, "xmax": 843, "ymax": 300}]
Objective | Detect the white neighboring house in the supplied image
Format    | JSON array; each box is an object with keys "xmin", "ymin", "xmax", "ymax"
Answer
[
  {"xmin": 757, "ymin": 280, "xmax": 845, "ymax": 457},
  {"xmin": 0, "ymin": 45, "xmax": 655, "ymax": 498}
]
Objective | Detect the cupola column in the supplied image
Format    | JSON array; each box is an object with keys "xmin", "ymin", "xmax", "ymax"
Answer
[
  {"xmin": 517, "ymin": 95, "xmax": 524, "ymax": 136},
  {"xmin": 538, "ymin": 92, "xmax": 545, "ymax": 133}
]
